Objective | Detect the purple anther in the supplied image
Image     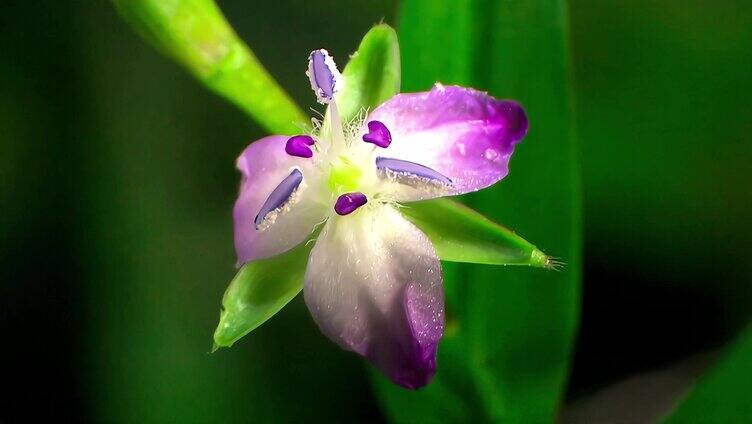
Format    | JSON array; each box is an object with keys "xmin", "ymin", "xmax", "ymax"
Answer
[
  {"xmin": 308, "ymin": 49, "xmax": 340, "ymax": 104},
  {"xmin": 376, "ymin": 157, "xmax": 453, "ymax": 185},
  {"xmin": 285, "ymin": 135, "xmax": 315, "ymax": 158},
  {"xmin": 334, "ymin": 192, "xmax": 368, "ymax": 216},
  {"xmin": 254, "ymin": 169, "xmax": 303, "ymax": 229},
  {"xmin": 362, "ymin": 121, "xmax": 392, "ymax": 148}
]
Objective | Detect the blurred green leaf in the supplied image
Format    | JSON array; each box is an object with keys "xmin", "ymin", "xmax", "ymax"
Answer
[
  {"xmin": 213, "ymin": 239, "xmax": 313, "ymax": 348},
  {"xmin": 465, "ymin": 1, "xmax": 581, "ymax": 421},
  {"xmin": 397, "ymin": 0, "xmax": 479, "ymax": 86},
  {"xmin": 662, "ymin": 327, "xmax": 752, "ymax": 423},
  {"xmin": 373, "ymin": 0, "xmax": 581, "ymax": 422},
  {"xmin": 112, "ymin": 0, "xmax": 307, "ymax": 134},
  {"xmin": 401, "ymin": 199, "xmax": 551, "ymax": 267},
  {"xmin": 337, "ymin": 24, "xmax": 401, "ymax": 123}
]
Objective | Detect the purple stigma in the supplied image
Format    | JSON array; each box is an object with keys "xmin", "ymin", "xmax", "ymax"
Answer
[
  {"xmin": 308, "ymin": 49, "xmax": 340, "ymax": 104},
  {"xmin": 362, "ymin": 121, "xmax": 392, "ymax": 148},
  {"xmin": 334, "ymin": 192, "xmax": 367, "ymax": 216},
  {"xmin": 254, "ymin": 169, "xmax": 303, "ymax": 229},
  {"xmin": 375, "ymin": 157, "xmax": 453, "ymax": 185},
  {"xmin": 285, "ymin": 135, "xmax": 315, "ymax": 158}
]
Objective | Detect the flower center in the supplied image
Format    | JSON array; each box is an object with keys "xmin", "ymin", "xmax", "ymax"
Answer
[{"xmin": 327, "ymin": 155, "xmax": 362, "ymax": 194}]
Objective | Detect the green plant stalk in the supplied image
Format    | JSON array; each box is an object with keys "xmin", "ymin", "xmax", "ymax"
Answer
[{"xmin": 112, "ymin": 0, "xmax": 307, "ymax": 135}]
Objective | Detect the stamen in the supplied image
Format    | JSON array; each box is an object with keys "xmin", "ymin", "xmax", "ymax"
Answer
[
  {"xmin": 285, "ymin": 135, "xmax": 315, "ymax": 158},
  {"xmin": 334, "ymin": 192, "xmax": 367, "ymax": 216},
  {"xmin": 307, "ymin": 49, "xmax": 341, "ymax": 104},
  {"xmin": 362, "ymin": 120, "xmax": 392, "ymax": 148},
  {"xmin": 254, "ymin": 169, "xmax": 303, "ymax": 229},
  {"xmin": 329, "ymin": 101, "xmax": 346, "ymax": 150},
  {"xmin": 375, "ymin": 157, "xmax": 453, "ymax": 185}
]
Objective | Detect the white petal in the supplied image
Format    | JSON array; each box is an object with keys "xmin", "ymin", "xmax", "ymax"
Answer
[{"xmin": 303, "ymin": 205, "xmax": 444, "ymax": 388}]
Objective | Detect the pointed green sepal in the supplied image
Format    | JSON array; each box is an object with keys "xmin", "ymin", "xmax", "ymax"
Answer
[
  {"xmin": 401, "ymin": 198, "xmax": 553, "ymax": 268},
  {"xmin": 213, "ymin": 238, "xmax": 314, "ymax": 348},
  {"xmin": 336, "ymin": 24, "xmax": 401, "ymax": 123}
]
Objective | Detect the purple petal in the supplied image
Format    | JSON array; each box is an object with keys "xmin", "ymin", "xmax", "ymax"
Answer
[
  {"xmin": 367, "ymin": 84, "xmax": 528, "ymax": 200},
  {"xmin": 303, "ymin": 206, "xmax": 444, "ymax": 389},
  {"xmin": 234, "ymin": 136, "xmax": 327, "ymax": 264},
  {"xmin": 402, "ymin": 282, "xmax": 441, "ymax": 386}
]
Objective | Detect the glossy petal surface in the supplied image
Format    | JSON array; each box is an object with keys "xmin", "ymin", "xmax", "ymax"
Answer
[
  {"xmin": 368, "ymin": 85, "xmax": 527, "ymax": 200},
  {"xmin": 303, "ymin": 206, "xmax": 444, "ymax": 388}
]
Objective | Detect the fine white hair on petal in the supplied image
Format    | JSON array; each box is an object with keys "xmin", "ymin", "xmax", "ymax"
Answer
[
  {"xmin": 344, "ymin": 107, "xmax": 370, "ymax": 146},
  {"xmin": 306, "ymin": 49, "xmax": 343, "ymax": 104},
  {"xmin": 376, "ymin": 167, "xmax": 455, "ymax": 200},
  {"xmin": 254, "ymin": 178, "xmax": 307, "ymax": 231}
]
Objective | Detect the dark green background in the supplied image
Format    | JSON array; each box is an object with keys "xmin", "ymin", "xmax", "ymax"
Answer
[{"xmin": 1, "ymin": 0, "xmax": 749, "ymax": 422}]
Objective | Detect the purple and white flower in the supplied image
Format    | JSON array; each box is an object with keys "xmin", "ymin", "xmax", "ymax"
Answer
[{"xmin": 233, "ymin": 49, "xmax": 528, "ymax": 388}]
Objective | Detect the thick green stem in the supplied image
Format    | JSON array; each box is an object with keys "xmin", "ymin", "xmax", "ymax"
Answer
[{"xmin": 113, "ymin": 0, "xmax": 307, "ymax": 134}]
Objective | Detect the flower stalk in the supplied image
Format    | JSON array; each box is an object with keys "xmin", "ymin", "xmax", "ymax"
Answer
[{"xmin": 112, "ymin": 0, "xmax": 307, "ymax": 134}]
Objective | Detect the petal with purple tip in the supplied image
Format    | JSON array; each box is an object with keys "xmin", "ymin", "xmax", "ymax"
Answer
[
  {"xmin": 303, "ymin": 206, "xmax": 444, "ymax": 389},
  {"xmin": 367, "ymin": 84, "xmax": 528, "ymax": 201},
  {"xmin": 234, "ymin": 136, "xmax": 327, "ymax": 264}
]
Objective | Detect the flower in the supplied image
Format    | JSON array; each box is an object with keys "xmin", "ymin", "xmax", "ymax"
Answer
[{"xmin": 233, "ymin": 49, "xmax": 528, "ymax": 389}]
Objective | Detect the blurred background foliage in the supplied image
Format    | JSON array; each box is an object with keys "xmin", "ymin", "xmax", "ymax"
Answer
[
  {"xmin": 372, "ymin": 1, "xmax": 579, "ymax": 423},
  {"xmin": 1, "ymin": 0, "xmax": 750, "ymax": 423}
]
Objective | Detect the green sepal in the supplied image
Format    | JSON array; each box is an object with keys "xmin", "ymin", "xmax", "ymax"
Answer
[
  {"xmin": 401, "ymin": 198, "xmax": 552, "ymax": 268},
  {"xmin": 213, "ymin": 236, "xmax": 315, "ymax": 348},
  {"xmin": 336, "ymin": 24, "xmax": 401, "ymax": 123}
]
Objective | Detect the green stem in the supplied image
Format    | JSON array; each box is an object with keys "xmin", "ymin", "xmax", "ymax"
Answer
[{"xmin": 112, "ymin": 0, "xmax": 307, "ymax": 134}]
